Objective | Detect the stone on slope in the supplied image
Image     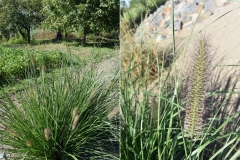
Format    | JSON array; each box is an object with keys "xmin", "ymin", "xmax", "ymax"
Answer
[
  {"xmin": 204, "ymin": 0, "xmax": 218, "ymax": 13},
  {"xmin": 182, "ymin": 2, "xmax": 198, "ymax": 15},
  {"xmin": 174, "ymin": 20, "xmax": 183, "ymax": 31}
]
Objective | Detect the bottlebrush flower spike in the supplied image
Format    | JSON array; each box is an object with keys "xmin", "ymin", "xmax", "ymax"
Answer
[
  {"xmin": 26, "ymin": 140, "xmax": 33, "ymax": 147},
  {"xmin": 184, "ymin": 35, "xmax": 212, "ymax": 137},
  {"xmin": 72, "ymin": 107, "xmax": 78, "ymax": 121},
  {"xmin": 72, "ymin": 114, "xmax": 80, "ymax": 130},
  {"xmin": 44, "ymin": 128, "xmax": 51, "ymax": 141}
]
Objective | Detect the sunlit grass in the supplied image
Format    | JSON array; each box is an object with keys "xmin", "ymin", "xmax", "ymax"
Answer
[{"xmin": 120, "ymin": 2, "xmax": 240, "ymax": 159}]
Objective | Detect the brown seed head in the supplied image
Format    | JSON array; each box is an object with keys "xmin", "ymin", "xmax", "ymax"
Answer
[
  {"xmin": 26, "ymin": 140, "xmax": 33, "ymax": 147},
  {"xmin": 44, "ymin": 128, "xmax": 51, "ymax": 141},
  {"xmin": 72, "ymin": 107, "xmax": 78, "ymax": 121},
  {"xmin": 72, "ymin": 114, "xmax": 80, "ymax": 130}
]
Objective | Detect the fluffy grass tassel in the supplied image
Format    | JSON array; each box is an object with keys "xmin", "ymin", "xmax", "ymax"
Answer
[
  {"xmin": 44, "ymin": 128, "xmax": 51, "ymax": 141},
  {"xmin": 184, "ymin": 35, "xmax": 212, "ymax": 137}
]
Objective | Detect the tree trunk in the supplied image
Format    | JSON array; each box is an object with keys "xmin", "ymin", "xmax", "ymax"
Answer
[
  {"xmin": 83, "ymin": 27, "xmax": 88, "ymax": 44},
  {"xmin": 56, "ymin": 31, "xmax": 62, "ymax": 40},
  {"xmin": 27, "ymin": 26, "xmax": 31, "ymax": 44},
  {"xmin": 65, "ymin": 32, "xmax": 68, "ymax": 39},
  {"xmin": 19, "ymin": 29, "xmax": 26, "ymax": 40}
]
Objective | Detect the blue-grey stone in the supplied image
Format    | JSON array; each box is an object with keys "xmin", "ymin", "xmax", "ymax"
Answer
[
  {"xmin": 204, "ymin": 9, "xmax": 213, "ymax": 16},
  {"xmin": 164, "ymin": 19, "xmax": 171, "ymax": 28},
  {"xmin": 204, "ymin": 0, "xmax": 218, "ymax": 13},
  {"xmin": 174, "ymin": 12, "xmax": 182, "ymax": 19},
  {"xmin": 155, "ymin": 15, "xmax": 163, "ymax": 25},
  {"xmin": 156, "ymin": 6, "xmax": 164, "ymax": 13},
  {"xmin": 174, "ymin": 0, "xmax": 181, "ymax": 4},
  {"xmin": 156, "ymin": 35, "xmax": 167, "ymax": 41},
  {"xmin": 181, "ymin": 14, "xmax": 192, "ymax": 23},
  {"xmin": 174, "ymin": 20, "xmax": 183, "ymax": 31},
  {"xmin": 182, "ymin": 2, "xmax": 198, "ymax": 14}
]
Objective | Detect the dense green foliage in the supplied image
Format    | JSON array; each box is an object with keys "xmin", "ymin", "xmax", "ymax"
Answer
[
  {"xmin": 0, "ymin": 0, "xmax": 119, "ymax": 44},
  {"xmin": 121, "ymin": 0, "xmax": 167, "ymax": 26},
  {"xmin": 0, "ymin": 45, "xmax": 68, "ymax": 83},
  {"xmin": 0, "ymin": 0, "xmax": 44, "ymax": 43},
  {"xmin": 42, "ymin": 0, "xmax": 119, "ymax": 43}
]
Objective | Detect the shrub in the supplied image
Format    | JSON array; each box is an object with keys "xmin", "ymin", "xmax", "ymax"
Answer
[{"xmin": 0, "ymin": 45, "xmax": 76, "ymax": 85}]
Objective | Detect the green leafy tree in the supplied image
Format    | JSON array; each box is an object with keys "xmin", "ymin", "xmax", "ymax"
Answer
[
  {"xmin": 121, "ymin": 0, "xmax": 166, "ymax": 26},
  {"xmin": 0, "ymin": 0, "xmax": 44, "ymax": 43},
  {"xmin": 42, "ymin": 0, "xmax": 78, "ymax": 40},
  {"xmin": 42, "ymin": 0, "xmax": 119, "ymax": 43}
]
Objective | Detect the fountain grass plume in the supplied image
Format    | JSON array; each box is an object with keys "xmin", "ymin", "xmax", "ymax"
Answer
[{"xmin": 184, "ymin": 34, "xmax": 213, "ymax": 137}]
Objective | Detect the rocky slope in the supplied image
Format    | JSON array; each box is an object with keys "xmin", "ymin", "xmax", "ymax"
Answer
[{"xmin": 134, "ymin": 0, "xmax": 240, "ymax": 115}]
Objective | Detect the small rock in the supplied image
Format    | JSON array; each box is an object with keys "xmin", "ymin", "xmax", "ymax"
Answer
[
  {"xmin": 204, "ymin": 0, "xmax": 218, "ymax": 13},
  {"xmin": 164, "ymin": 19, "xmax": 171, "ymax": 28},
  {"xmin": 156, "ymin": 5, "xmax": 165, "ymax": 13},
  {"xmin": 164, "ymin": 53, "xmax": 174, "ymax": 67},
  {"xmin": 204, "ymin": 9, "xmax": 214, "ymax": 16},
  {"xmin": 163, "ymin": 13, "xmax": 171, "ymax": 21},
  {"xmin": 174, "ymin": 0, "xmax": 181, "ymax": 4},
  {"xmin": 155, "ymin": 15, "xmax": 163, "ymax": 25},
  {"xmin": 181, "ymin": 14, "xmax": 192, "ymax": 23},
  {"xmin": 174, "ymin": 12, "xmax": 182, "ymax": 20},
  {"xmin": 176, "ymin": 0, "xmax": 187, "ymax": 12},
  {"xmin": 197, "ymin": 4, "xmax": 204, "ymax": 13},
  {"xmin": 163, "ymin": 6, "xmax": 172, "ymax": 15},
  {"xmin": 150, "ymin": 25, "xmax": 157, "ymax": 32},
  {"xmin": 174, "ymin": 20, "xmax": 183, "ymax": 31},
  {"xmin": 156, "ymin": 35, "xmax": 167, "ymax": 41},
  {"xmin": 182, "ymin": 2, "xmax": 198, "ymax": 15},
  {"xmin": 160, "ymin": 18, "xmax": 166, "ymax": 27}
]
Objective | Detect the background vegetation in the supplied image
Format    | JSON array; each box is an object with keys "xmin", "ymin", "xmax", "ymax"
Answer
[
  {"xmin": 0, "ymin": 0, "xmax": 120, "ymax": 159},
  {"xmin": 120, "ymin": 0, "xmax": 167, "ymax": 27},
  {"xmin": 0, "ymin": 0, "xmax": 119, "ymax": 44}
]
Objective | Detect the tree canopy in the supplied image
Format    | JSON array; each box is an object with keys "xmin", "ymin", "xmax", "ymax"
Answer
[
  {"xmin": 42, "ymin": 0, "xmax": 119, "ymax": 43},
  {"xmin": 0, "ymin": 0, "xmax": 44, "ymax": 43},
  {"xmin": 0, "ymin": 0, "xmax": 119, "ymax": 43}
]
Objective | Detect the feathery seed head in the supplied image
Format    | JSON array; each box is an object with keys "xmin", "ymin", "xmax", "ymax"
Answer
[
  {"xmin": 184, "ymin": 34, "xmax": 213, "ymax": 137},
  {"xmin": 72, "ymin": 107, "xmax": 78, "ymax": 121},
  {"xmin": 26, "ymin": 140, "xmax": 33, "ymax": 147},
  {"xmin": 44, "ymin": 128, "xmax": 51, "ymax": 141},
  {"xmin": 72, "ymin": 114, "xmax": 80, "ymax": 130}
]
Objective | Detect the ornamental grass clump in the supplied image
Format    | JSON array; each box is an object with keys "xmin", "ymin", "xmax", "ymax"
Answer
[
  {"xmin": 0, "ymin": 65, "xmax": 119, "ymax": 159},
  {"xmin": 184, "ymin": 35, "xmax": 212, "ymax": 137}
]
